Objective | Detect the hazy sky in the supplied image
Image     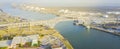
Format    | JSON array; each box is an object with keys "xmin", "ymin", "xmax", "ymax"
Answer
[{"xmin": 0, "ymin": 0, "xmax": 120, "ymax": 7}]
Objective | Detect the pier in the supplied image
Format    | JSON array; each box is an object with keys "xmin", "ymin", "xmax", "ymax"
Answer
[{"xmin": 91, "ymin": 26, "xmax": 120, "ymax": 36}]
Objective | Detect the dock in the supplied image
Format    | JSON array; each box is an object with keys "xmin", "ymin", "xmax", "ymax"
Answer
[
  {"xmin": 91, "ymin": 26, "xmax": 120, "ymax": 36},
  {"xmin": 74, "ymin": 21, "xmax": 120, "ymax": 36}
]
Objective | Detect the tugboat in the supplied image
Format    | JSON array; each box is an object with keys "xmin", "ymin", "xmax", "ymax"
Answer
[
  {"xmin": 86, "ymin": 26, "xmax": 90, "ymax": 29},
  {"xmin": 73, "ymin": 20, "xmax": 83, "ymax": 25},
  {"xmin": 73, "ymin": 20, "xmax": 79, "ymax": 25}
]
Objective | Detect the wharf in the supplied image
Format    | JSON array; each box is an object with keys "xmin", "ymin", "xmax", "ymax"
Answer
[{"xmin": 91, "ymin": 26, "xmax": 120, "ymax": 36}]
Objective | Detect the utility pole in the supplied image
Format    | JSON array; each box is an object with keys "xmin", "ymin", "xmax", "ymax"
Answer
[{"xmin": 29, "ymin": 22, "xmax": 31, "ymax": 34}]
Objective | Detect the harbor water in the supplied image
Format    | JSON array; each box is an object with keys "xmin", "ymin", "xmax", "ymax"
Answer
[
  {"xmin": 0, "ymin": 4, "xmax": 57, "ymax": 21},
  {"xmin": 55, "ymin": 21, "xmax": 120, "ymax": 49}
]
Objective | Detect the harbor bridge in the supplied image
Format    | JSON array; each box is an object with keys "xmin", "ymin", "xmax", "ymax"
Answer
[
  {"xmin": 0, "ymin": 17, "xmax": 90, "ymax": 28},
  {"xmin": 0, "ymin": 16, "xmax": 117, "ymax": 28}
]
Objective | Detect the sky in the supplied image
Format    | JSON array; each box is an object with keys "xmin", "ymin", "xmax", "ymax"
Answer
[{"xmin": 0, "ymin": 0, "xmax": 120, "ymax": 7}]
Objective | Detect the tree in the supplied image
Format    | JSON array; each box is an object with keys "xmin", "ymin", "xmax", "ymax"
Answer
[{"xmin": 33, "ymin": 44, "xmax": 38, "ymax": 47}]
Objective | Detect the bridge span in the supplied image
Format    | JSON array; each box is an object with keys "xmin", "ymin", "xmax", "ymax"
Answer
[
  {"xmin": 0, "ymin": 16, "xmax": 117, "ymax": 29},
  {"xmin": 0, "ymin": 17, "xmax": 84, "ymax": 28}
]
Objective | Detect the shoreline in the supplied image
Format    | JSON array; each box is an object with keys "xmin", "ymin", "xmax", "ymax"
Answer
[
  {"xmin": 76, "ymin": 23, "xmax": 120, "ymax": 36},
  {"xmin": 0, "ymin": 9, "xmax": 29, "ymax": 24},
  {"xmin": 52, "ymin": 31, "xmax": 74, "ymax": 49},
  {"xmin": 74, "ymin": 21, "xmax": 120, "ymax": 36},
  {"xmin": 91, "ymin": 26, "xmax": 120, "ymax": 36}
]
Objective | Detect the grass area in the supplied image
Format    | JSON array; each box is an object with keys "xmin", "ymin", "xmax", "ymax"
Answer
[
  {"xmin": 0, "ymin": 30, "xmax": 7, "ymax": 35},
  {"xmin": 0, "ymin": 24, "xmax": 73, "ymax": 49},
  {"xmin": 0, "ymin": 47, "xmax": 7, "ymax": 49},
  {"xmin": 0, "ymin": 25, "xmax": 56, "ymax": 40},
  {"xmin": 63, "ymin": 40, "xmax": 73, "ymax": 49}
]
